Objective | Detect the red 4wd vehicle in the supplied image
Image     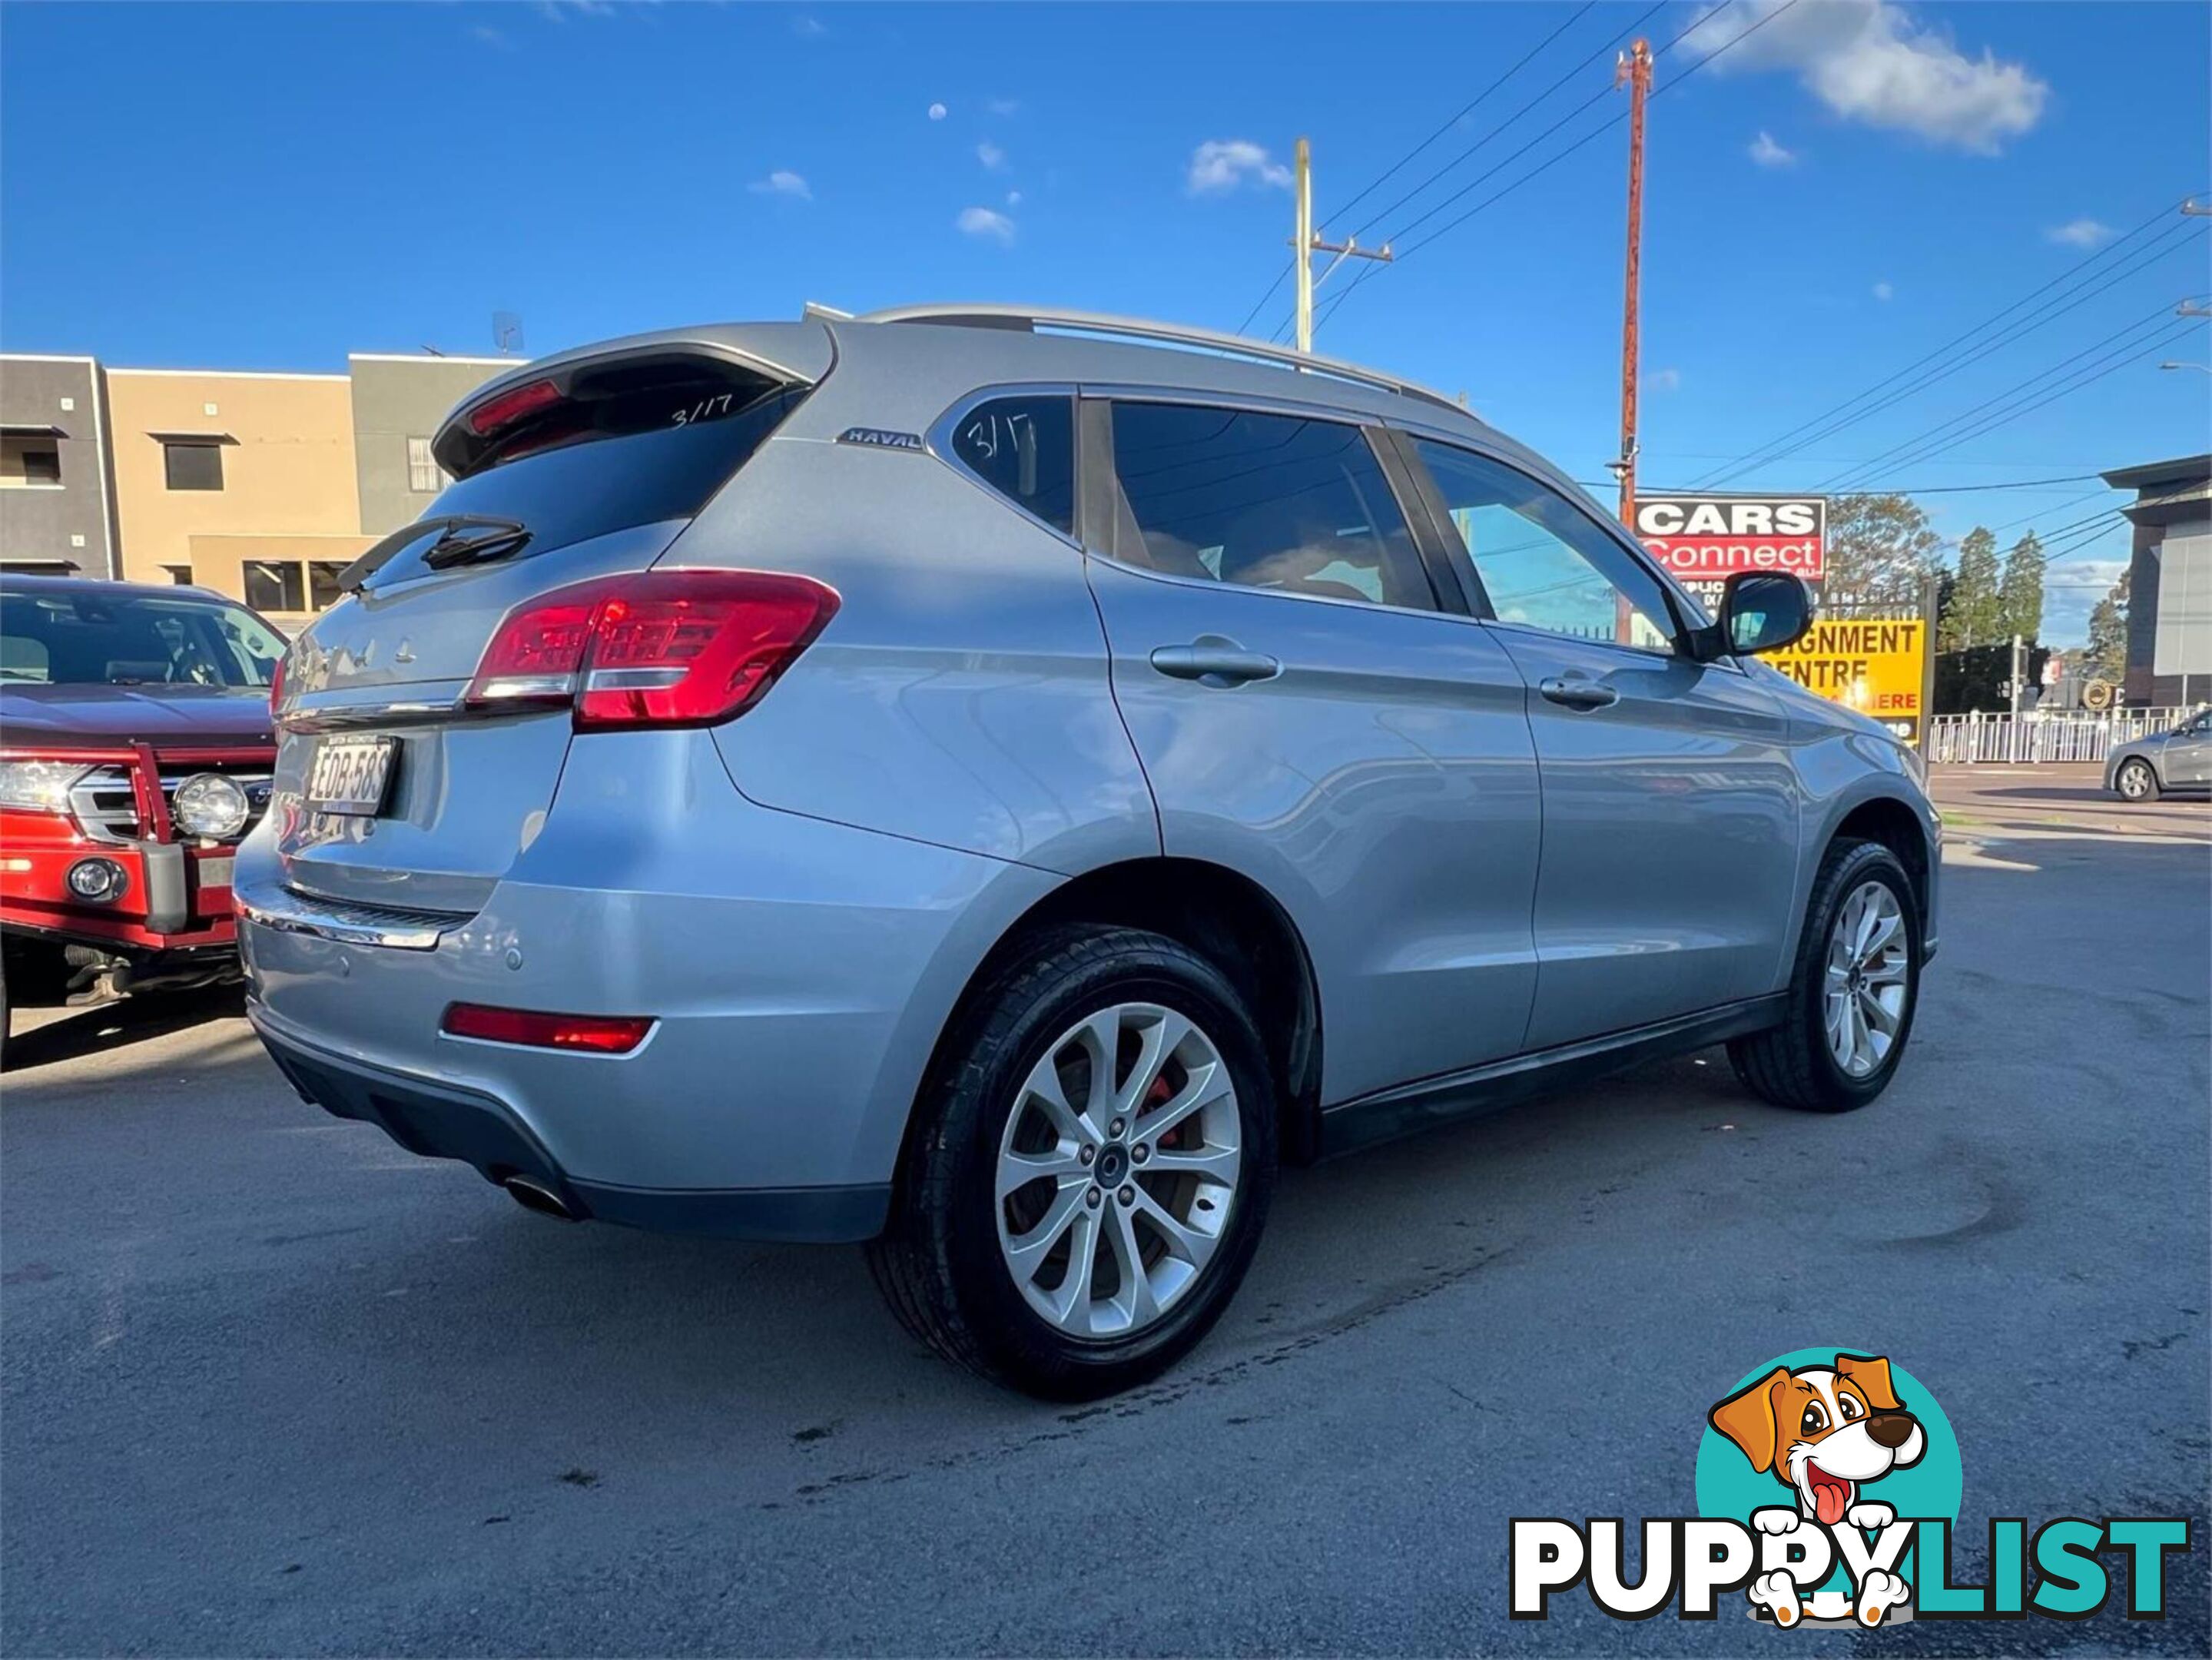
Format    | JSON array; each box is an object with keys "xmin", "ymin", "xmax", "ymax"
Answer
[{"xmin": 1, "ymin": 576, "xmax": 282, "ymax": 1063}]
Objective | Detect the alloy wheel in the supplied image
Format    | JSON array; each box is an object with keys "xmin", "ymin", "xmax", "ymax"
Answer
[
  {"xmin": 1824, "ymin": 880, "xmax": 1910, "ymax": 1079},
  {"xmin": 994, "ymin": 1002, "xmax": 1241, "ymax": 1339}
]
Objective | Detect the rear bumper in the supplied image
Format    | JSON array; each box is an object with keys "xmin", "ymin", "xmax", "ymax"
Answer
[
  {"xmin": 236, "ymin": 727, "xmax": 1060, "ymax": 1206},
  {"xmin": 254, "ymin": 1008, "xmax": 890, "ymax": 1242}
]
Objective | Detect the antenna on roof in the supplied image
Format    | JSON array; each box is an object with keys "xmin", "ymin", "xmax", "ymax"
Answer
[{"xmin": 492, "ymin": 311, "xmax": 526, "ymax": 355}]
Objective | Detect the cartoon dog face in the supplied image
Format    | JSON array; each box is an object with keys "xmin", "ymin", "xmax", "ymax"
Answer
[{"xmin": 1710, "ymin": 1353, "xmax": 1927, "ymax": 1526}]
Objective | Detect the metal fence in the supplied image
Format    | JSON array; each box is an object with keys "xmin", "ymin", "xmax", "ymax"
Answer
[{"xmin": 1925, "ymin": 707, "xmax": 2195, "ymax": 765}]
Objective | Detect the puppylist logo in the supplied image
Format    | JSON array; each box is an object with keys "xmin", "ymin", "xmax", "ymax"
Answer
[{"xmin": 1511, "ymin": 1349, "xmax": 2193, "ymax": 1629}]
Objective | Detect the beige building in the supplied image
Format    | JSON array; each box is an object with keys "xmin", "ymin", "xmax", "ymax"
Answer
[
  {"xmin": 98, "ymin": 354, "xmax": 515, "ymax": 628},
  {"xmin": 104, "ymin": 367, "xmax": 370, "ymax": 626}
]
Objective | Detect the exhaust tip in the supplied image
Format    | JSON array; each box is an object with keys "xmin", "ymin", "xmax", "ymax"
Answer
[{"xmin": 504, "ymin": 1175, "xmax": 579, "ymax": 1222}]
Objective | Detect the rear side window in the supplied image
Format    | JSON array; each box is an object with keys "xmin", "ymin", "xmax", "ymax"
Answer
[
  {"xmin": 367, "ymin": 378, "xmax": 805, "ymax": 589},
  {"xmin": 1106, "ymin": 403, "xmax": 1434, "ymax": 612},
  {"xmin": 950, "ymin": 395, "xmax": 1074, "ymax": 534}
]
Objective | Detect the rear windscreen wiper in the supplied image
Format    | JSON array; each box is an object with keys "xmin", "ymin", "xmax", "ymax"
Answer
[
  {"xmin": 420, "ymin": 522, "xmax": 533, "ymax": 572},
  {"xmin": 337, "ymin": 516, "xmax": 532, "ymax": 593}
]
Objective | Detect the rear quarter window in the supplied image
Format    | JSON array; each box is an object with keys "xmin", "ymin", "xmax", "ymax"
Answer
[{"xmin": 948, "ymin": 395, "xmax": 1075, "ymax": 535}]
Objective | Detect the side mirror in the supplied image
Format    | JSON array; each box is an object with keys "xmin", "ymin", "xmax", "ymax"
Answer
[{"xmin": 1716, "ymin": 572, "xmax": 1815, "ymax": 658}]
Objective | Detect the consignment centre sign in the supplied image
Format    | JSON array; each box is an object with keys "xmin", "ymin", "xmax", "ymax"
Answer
[{"xmin": 1759, "ymin": 617, "xmax": 1929, "ymax": 743}]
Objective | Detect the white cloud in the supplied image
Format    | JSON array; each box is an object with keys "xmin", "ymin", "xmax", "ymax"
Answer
[
  {"xmin": 1872, "ymin": 281, "xmax": 1895, "ymax": 300},
  {"xmin": 2042, "ymin": 558, "xmax": 2131, "ymax": 646},
  {"xmin": 536, "ymin": 0, "xmax": 618, "ymax": 18},
  {"xmin": 987, "ymin": 97, "xmax": 1022, "ymax": 117},
  {"xmin": 791, "ymin": 12, "xmax": 825, "ymax": 36},
  {"xmin": 1650, "ymin": 367, "xmax": 1683, "ymax": 392},
  {"xmin": 1006, "ymin": 190, "xmax": 1023, "ymax": 208},
  {"xmin": 1749, "ymin": 130, "xmax": 1798, "ymax": 167},
  {"xmin": 470, "ymin": 23, "xmax": 513, "ymax": 48},
  {"xmin": 748, "ymin": 170, "xmax": 812, "ymax": 201},
  {"xmin": 927, "ymin": 102, "xmax": 947, "ymax": 122},
  {"xmin": 957, "ymin": 206, "xmax": 1016, "ymax": 245},
  {"xmin": 1686, "ymin": 0, "xmax": 2048, "ymax": 154},
  {"xmin": 1186, "ymin": 139, "xmax": 1292, "ymax": 196},
  {"xmin": 2046, "ymin": 217, "xmax": 2115, "ymax": 248},
  {"xmin": 977, "ymin": 141, "xmax": 1007, "ymax": 171}
]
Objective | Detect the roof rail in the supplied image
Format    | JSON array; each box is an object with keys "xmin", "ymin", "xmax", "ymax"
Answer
[{"xmin": 855, "ymin": 303, "xmax": 1462, "ymax": 413}]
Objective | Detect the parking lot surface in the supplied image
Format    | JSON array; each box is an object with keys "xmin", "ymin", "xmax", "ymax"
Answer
[{"xmin": 3, "ymin": 765, "xmax": 2206, "ymax": 1655}]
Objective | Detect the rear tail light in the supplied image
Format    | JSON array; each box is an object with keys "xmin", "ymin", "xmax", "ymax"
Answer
[
  {"xmin": 442, "ymin": 1002, "xmax": 654, "ymax": 1054},
  {"xmin": 463, "ymin": 569, "xmax": 838, "ymax": 730}
]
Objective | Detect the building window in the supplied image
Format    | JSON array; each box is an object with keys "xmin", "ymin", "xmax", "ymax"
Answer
[
  {"xmin": 0, "ymin": 435, "xmax": 62, "ymax": 487},
  {"xmin": 164, "ymin": 566, "xmax": 194, "ymax": 586},
  {"xmin": 163, "ymin": 440, "xmax": 225, "ymax": 492},
  {"xmin": 308, "ymin": 561, "xmax": 351, "ymax": 611},
  {"xmin": 242, "ymin": 560, "xmax": 305, "ymax": 613},
  {"xmin": 407, "ymin": 437, "xmax": 446, "ymax": 494}
]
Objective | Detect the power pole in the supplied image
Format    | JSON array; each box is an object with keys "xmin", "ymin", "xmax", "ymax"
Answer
[
  {"xmin": 1611, "ymin": 38, "xmax": 1653, "ymax": 531},
  {"xmin": 1291, "ymin": 138, "xmax": 1393, "ymax": 354}
]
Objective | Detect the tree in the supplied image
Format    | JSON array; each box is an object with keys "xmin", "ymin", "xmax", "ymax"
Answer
[
  {"xmin": 2085, "ymin": 566, "xmax": 2131, "ymax": 681},
  {"xmin": 1941, "ymin": 526, "xmax": 2004, "ymax": 652},
  {"xmin": 1823, "ymin": 493, "xmax": 1942, "ymax": 606},
  {"xmin": 1998, "ymin": 531, "xmax": 2045, "ymax": 644}
]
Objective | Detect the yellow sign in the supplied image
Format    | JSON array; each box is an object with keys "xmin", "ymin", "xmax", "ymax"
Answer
[{"xmin": 1760, "ymin": 618, "xmax": 1928, "ymax": 739}]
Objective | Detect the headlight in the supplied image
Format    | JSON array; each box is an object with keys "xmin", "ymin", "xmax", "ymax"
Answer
[
  {"xmin": 66, "ymin": 858, "xmax": 128, "ymax": 903},
  {"xmin": 0, "ymin": 759, "xmax": 92, "ymax": 813},
  {"xmin": 1899, "ymin": 740, "xmax": 1928, "ymax": 788},
  {"xmin": 171, "ymin": 772, "xmax": 250, "ymax": 839}
]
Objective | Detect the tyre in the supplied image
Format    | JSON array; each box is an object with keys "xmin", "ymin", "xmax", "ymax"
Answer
[
  {"xmin": 1729, "ymin": 839, "xmax": 1922, "ymax": 1114},
  {"xmin": 867, "ymin": 925, "xmax": 1278, "ymax": 1399},
  {"xmin": 2114, "ymin": 758, "xmax": 2160, "ymax": 802}
]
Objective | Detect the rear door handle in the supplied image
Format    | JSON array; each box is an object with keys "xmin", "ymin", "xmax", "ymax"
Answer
[
  {"xmin": 1538, "ymin": 676, "xmax": 1619, "ymax": 712},
  {"xmin": 1149, "ymin": 640, "xmax": 1282, "ymax": 686}
]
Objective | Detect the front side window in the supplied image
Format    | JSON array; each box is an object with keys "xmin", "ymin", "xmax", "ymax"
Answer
[
  {"xmin": 949, "ymin": 395, "xmax": 1074, "ymax": 534},
  {"xmin": 1108, "ymin": 403, "xmax": 1432, "ymax": 611},
  {"xmin": 1411, "ymin": 438, "xmax": 1679, "ymax": 652},
  {"xmin": 163, "ymin": 440, "xmax": 224, "ymax": 491}
]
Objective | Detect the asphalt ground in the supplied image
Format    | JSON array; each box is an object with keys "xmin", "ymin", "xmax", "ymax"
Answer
[{"xmin": 3, "ymin": 763, "xmax": 2206, "ymax": 1655}]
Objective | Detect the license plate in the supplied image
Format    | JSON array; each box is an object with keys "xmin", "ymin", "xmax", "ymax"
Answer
[{"xmin": 305, "ymin": 735, "xmax": 398, "ymax": 815}]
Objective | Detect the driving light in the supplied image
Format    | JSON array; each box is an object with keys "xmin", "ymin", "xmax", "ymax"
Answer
[
  {"xmin": 66, "ymin": 858, "xmax": 128, "ymax": 903},
  {"xmin": 171, "ymin": 772, "xmax": 250, "ymax": 839},
  {"xmin": 0, "ymin": 759, "xmax": 92, "ymax": 814}
]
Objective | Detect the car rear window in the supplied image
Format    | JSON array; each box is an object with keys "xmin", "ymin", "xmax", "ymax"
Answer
[{"xmin": 365, "ymin": 380, "xmax": 806, "ymax": 590}]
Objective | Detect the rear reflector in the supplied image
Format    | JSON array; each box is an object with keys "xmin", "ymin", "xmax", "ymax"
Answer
[
  {"xmin": 442, "ymin": 1003, "xmax": 654, "ymax": 1054},
  {"xmin": 463, "ymin": 569, "xmax": 839, "ymax": 730},
  {"xmin": 466, "ymin": 378, "xmax": 563, "ymax": 437}
]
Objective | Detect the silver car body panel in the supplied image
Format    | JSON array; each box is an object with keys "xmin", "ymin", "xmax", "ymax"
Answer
[{"xmin": 240, "ymin": 308, "xmax": 1942, "ymax": 1234}]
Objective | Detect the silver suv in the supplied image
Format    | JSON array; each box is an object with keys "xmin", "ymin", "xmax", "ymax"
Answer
[{"xmin": 238, "ymin": 305, "xmax": 1939, "ymax": 1399}]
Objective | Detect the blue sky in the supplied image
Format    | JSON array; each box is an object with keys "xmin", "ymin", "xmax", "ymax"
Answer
[{"xmin": 4, "ymin": 1, "xmax": 2207, "ymax": 642}]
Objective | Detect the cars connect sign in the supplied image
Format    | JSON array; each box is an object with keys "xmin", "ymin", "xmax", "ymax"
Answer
[{"xmin": 1634, "ymin": 495, "xmax": 1826, "ymax": 584}]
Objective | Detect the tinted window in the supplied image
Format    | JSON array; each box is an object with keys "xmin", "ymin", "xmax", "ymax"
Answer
[
  {"xmin": 0, "ymin": 589, "xmax": 284, "ymax": 688},
  {"xmin": 368, "ymin": 384, "xmax": 805, "ymax": 591},
  {"xmin": 950, "ymin": 396, "xmax": 1074, "ymax": 534},
  {"xmin": 1411, "ymin": 439, "xmax": 1680, "ymax": 651},
  {"xmin": 1109, "ymin": 403, "xmax": 1432, "ymax": 610},
  {"xmin": 164, "ymin": 441, "xmax": 224, "ymax": 491}
]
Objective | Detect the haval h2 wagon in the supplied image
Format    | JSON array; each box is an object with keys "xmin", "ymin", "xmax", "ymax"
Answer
[{"xmin": 237, "ymin": 304, "xmax": 1939, "ymax": 1399}]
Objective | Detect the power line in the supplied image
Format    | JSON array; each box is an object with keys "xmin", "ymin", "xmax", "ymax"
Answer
[
  {"xmin": 1279, "ymin": 0, "xmax": 1747, "ymax": 344},
  {"xmin": 1840, "ymin": 320, "xmax": 2206, "ymax": 483},
  {"xmin": 1692, "ymin": 195, "xmax": 2207, "ymax": 487},
  {"xmin": 1231, "ymin": 2, "xmax": 1611, "ymax": 337},
  {"xmin": 1777, "ymin": 231, "xmax": 2210, "ymax": 486},
  {"xmin": 1819, "ymin": 301, "xmax": 2200, "ymax": 489}
]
